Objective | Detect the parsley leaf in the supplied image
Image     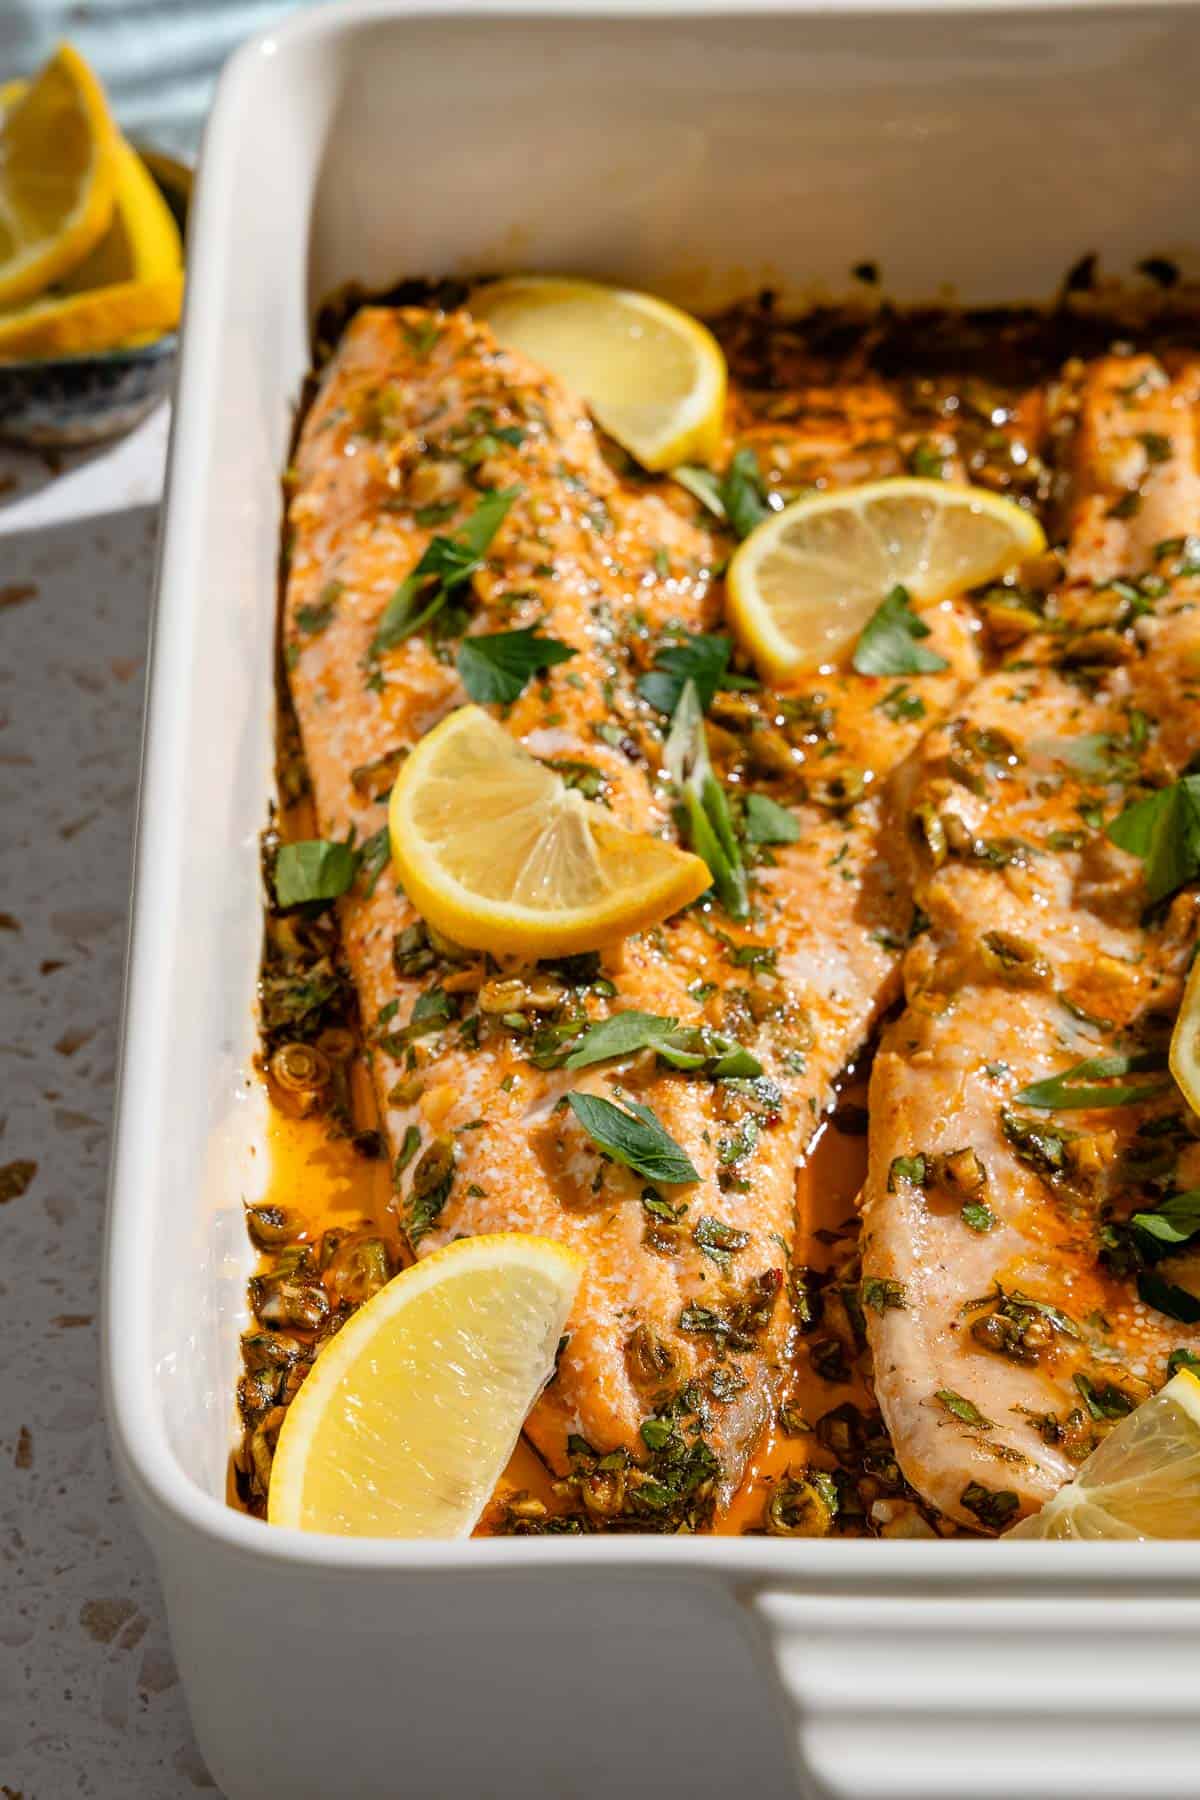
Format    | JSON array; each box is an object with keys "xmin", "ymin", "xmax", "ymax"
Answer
[
  {"xmin": 566, "ymin": 1091, "xmax": 700, "ymax": 1184},
  {"xmin": 744, "ymin": 792, "xmax": 800, "ymax": 845},
  {"xmin": 637, "ymin": 632, "xmax": 731, "ymax": 716},
  {"xmin": 672, "ymin": 447, "xmax": 769, "ymax": 540},
  {"xmin": 664, "ymin": 679, "xmax": 748, "ymax": 918},
  {"xmin": 1107, "ymin": 776, "xmax": 1200, "ymax": 903},
  {"xmin": 1131, "ymin": 1188, "xmax": 1200, "ymax": 1247},
  {"xmin": 720, "ymin": 448, "xmax": 770, "ymax": 539},
  {"xmin": 852, "ymin": 585, "xmax": 950, "ymax": 677},
  {"xmin": 274, "ymin": 839, "xmax": 359, "ymax": 906},
  {"xmin": 1013, "ymin": 1051, "xmax": 1170, "ymax": 1110},
  {"xmin": 370, "ymin": 487, "xmax": 519, "ymax": 655},
  {"xmin": 457, "ymin": 627, "xmax": 575, "ymax": 705}
]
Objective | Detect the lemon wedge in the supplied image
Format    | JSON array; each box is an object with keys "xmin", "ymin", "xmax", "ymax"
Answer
[
  {"xmin": 1170, "ymin": 955, "xmax": 1200, "ymax": 1120},
  {"xmin": 1009, "ymin": 1367, "xmax": 1200, "ymax": 1539},
  {"xmin": 727, "ymin": 477, "xmax": 1046, "ymax": 680},
  {"xmin": 61, "ymin": 136, "xmax": 183, "ymax": 290},
  {"xmin": 388, "ymin": 705, "xmax": 710, "ymax": 956},
  {"xmin": 0, "ymin": 84, "xmax": 182, "ymax": 290},
  {"xmin": 268, "ymin": 1233, "xmax": 583, "ymax": 1537},
  {"xmin": 0, "ymin": 44, "xmax": 119, "ymax": 308},
  {"xmin": 0, "ymin": 273, "xmax": 183, "ymax": 360},
  {"xmin": 471, "ymin": 275, "xmax": 725, "ymax": 471}
]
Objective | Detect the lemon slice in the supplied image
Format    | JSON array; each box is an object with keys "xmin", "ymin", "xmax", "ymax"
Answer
[
  {"xmin": 0, "ymin": 44, "xmax": 118, "ymax": 308},
  {"xmin": 1009, "ymin": 1368, "xmax": 1200, "ymax": 1539},
  {"xmin": 727, "ymin": 477, "xmax": 1046, "ymax": 680},
  {"xmin": 388, "ymin": 705, "xmax": 710, "ymax": 955},
  {"xmin": 0, "ymin": 273, "xmax": 183, "ymax": 360},
  {"xmin": 1171, "ymin": 955, "xmax": 1200, "ymax": 1119},
  {"xmin": 471, "ymin": 275, "xmax": 725, "ymax": 471},
  {"xmin": 268, "ymin": 1233, "xmax": 582, "ymax": 1537}
]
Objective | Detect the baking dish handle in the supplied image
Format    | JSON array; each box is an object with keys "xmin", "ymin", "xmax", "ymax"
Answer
[{"xmin": 744, "ymin": 1584, "xmax": 1200, "ymax": 1799}]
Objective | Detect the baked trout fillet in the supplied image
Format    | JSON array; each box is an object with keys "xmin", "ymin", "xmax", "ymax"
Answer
[
  {"xmin": 861, "ymin": 352, "xmax": 1200, "ymax": 1531},
  {"xmin": 283, "ymin": 303, "xmax": 991, "ymax": 1520}
]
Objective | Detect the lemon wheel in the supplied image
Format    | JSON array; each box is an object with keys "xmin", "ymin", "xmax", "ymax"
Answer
[
  {"xmin": 727, "ymin": 477, "xmax": 1046, "ymax": 679},
  {"xmin": 471, "ymin": 274, "xmax": 726, "ymax": 471},
  {"xmin": 268, "ymin": 1233, "xmax": 583, "ymax": 1537},
  {"xmin": 388, "ymin": 705, "xmax": 710, "ymax": 956}
]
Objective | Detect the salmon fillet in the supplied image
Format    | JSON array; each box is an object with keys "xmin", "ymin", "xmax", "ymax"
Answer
[
  {"xmin": 284, "ymin": 305, "xmax": 986, "ymax": 1515},
  {"xmin": 860, "ymin": 353, "xmax": 1200, "ymax": 1531}
]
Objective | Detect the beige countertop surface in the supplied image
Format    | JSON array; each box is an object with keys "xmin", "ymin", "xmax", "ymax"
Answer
[{"xmin": 0, "ymin": 405, "xmax": 215, "ymax": 1796}]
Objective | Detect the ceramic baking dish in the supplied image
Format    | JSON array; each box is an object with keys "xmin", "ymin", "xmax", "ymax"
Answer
[{"xmin": 103, "ymin": 4, "xmax": 1200, "ymax": 1795}]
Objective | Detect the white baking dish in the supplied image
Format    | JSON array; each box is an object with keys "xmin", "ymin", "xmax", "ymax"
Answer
[{"xmin": 104, "ymin": 4, "xmax": 1200, "ymax": 1795}]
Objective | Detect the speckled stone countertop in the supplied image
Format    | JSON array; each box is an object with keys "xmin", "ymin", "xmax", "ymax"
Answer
[{"xmin": 0, "ymin": 406, "xmax": 215, "ymax": 1797}]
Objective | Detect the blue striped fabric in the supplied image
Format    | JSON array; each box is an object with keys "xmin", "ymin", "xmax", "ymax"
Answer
[{"xmin": 0, "ymin": 0, "xmax": 300, "ymax": 151}]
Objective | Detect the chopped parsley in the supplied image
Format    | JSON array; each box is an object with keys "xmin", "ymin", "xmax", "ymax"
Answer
[
  {"xmin": 637, "ymin": 631, "xmax": 732, "ymax": 716},
  {"xmin": 370, "ymin": 487, "xmax": 519, "ymax": 656},
  {"xmin": 1107, "ymin": 775, "xmax": 1200, "ymax": 904},
  {"xmin": 673, "ymin": 447, "xmax": 769, "ymax": 540},
  {"xmin": 852, "ymin": 585, "xmax": 949, "ymax": 677},
  {"xmin": 457, "ymin": 626, "xmax": 575, "ymax": 704},
  {"xmin": 274, "ymin": 838, "xmax": 359, "ymax": 906}
]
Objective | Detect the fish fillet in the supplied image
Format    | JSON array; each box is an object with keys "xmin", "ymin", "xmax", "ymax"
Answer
[
  {"xmin": 284, "ymin": 304, "xmax": 986, "ymax": 1508},
  {"xmin": 861, "ymin": 353, "xmax": 1200, "ymax": 1530}
]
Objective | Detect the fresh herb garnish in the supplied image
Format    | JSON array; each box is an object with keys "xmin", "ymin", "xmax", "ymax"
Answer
[
  {"xmin": 562, "ymin": 1009, "xmax": 758, "ymax": 1077},
  {"xmin": 852, "ymin": 585, "xmax": 949, "ymax": 677},
  {"xmin": 274, "ymin": 839, "xmax": 359, "ymax": 906},
  {"xmin": 637, "ymin": 632, "xmax": 732, "ymax": 716},
  {"xmin": 295, "ymin": 579, "xmax": 343, "ymax": 636},
  {"xmin": 744, "ymin": 792, "xmax": 801, "ymax": 845},
  {"xmin": 664, "ymin": 679, "xmax": 748, "ymax": 918},
  {"xmin": 1137, "ymin": 1270, "xmax": 1200, "ymax": 1323},
  {"xmin": 887, "ymin": 1153, "xmax": 928, "ymax": 1190},
  {"xmin": 719, "ymin": 448, "xmax": 771, "ymax": 539},
  {"xmin": 370, "ymin": 487, "xmax": 519, "ymax": 656},
  {"xmin": 1131, "ymin": 1189, "xmax": 1200, "ymax": 1246},
  {"xmin": 876, "ymin": 683, "xmax": 926, "ymax": 723},
  {"xmin": 861, "ymin": 1276, "xmax": 907, "ymax": 1314},
  {"xmin": 960, "ymin": 1481, "xmax": 1020, "ymax": 1532},
  {"xmin": 357, "ymin": 824, "xmax": 392, "ymax": 897},
  {"xmin": 936, "ymin": 1390, "xmax": 993, "ymax": 1429},
  {"xmin": 1012, "ymin": 1051, "xmax": 1169, "ymax": 1110},
  {"xmin": 565, "ymin": 1091, "xmax": 700, "ymax": 1184},
  {"xmin": 673, "ymin": 447, "xmax": 769, "ymax": 540},
  {"xmin": 1073, "ymin": 1373, "xmax": 1136, "ymax": 1421},
  {"xmin": 1107, "ymin": 775, "xmax": 1200, "ymax": 904},
  {"xmin": 457, "ymin": 627, "xmax": 575, "ymax": 705},
  {"xmin": 961, "ymin": 1201, "xmax": 997, "ymax": 1233}
]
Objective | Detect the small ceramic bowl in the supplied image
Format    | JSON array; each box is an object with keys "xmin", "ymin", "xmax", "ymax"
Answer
[{"xmin": 0, "ymin": 146, "xmax": 191, "ymax": 450}]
